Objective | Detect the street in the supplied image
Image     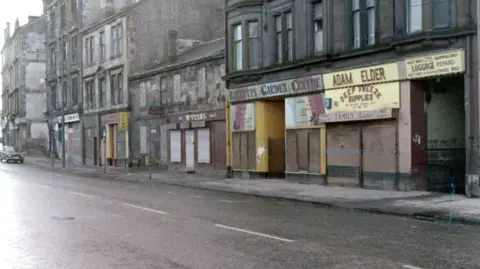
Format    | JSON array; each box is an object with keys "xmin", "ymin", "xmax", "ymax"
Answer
[{"xmin": 0, "ymin": 163, "xmax": 479, "ymax": 269}]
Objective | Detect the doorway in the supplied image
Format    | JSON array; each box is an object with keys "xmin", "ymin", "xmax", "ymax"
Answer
[
  {"xmin": 421, "ymin": 76, "xmax": 465, "ymax": 193},
  {"xmin": 185, "ymin": 129, "xmax": 195, "ymax": 172}
]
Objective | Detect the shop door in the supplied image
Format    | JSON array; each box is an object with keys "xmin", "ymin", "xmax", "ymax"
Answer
[
  {"xmin": 326, "ymin": 124, "xmax": 362, "ymax": 187},
  {"xmin": 185, "ymin": 130, "xmax": 195, "ymax": 171},
  {"xmin": 361, "ymin": 121, "xmax": 398, "ymax": 190}
]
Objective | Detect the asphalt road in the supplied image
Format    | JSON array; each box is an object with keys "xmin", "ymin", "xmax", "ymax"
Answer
[{"xmin": 0, "ymin": 163, "xmax": 479, "ymax": 269}]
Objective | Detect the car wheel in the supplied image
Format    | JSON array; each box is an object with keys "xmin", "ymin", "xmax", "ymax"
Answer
[{"xmin": 19, "ymin": 160, "xmax": 23, "ymax": 164}]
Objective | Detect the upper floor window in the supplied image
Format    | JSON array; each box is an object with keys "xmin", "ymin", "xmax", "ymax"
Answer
[
  {"xmin": 71, "ymin": 77, "xmax": 78, "ymax": 105},
  {"xmin": 50, "ymin": 11, "xmax": 56, "ymax": 35},
  {"xmin": 71, "ymin": 35, "xmax": 78, "ymax": 63},
  {"xmin": 99, "ymin": 77, "xmax": 106, "ymax": 108},
  {"xmin": 62, "ymin": 80, "xmax": 67, "ymax": 106},
  {"xmin": 60, "ymin": 5, "xmax": 66, "ymax": 30},
  {"xmin": 71, "ymin": 0, "xmax": 78, "ymax": 23},
  {"xmin": 100, "ymin": 31, "xmax": 106, "ymax": 61},
  {"xmin": 406, "ymin": 0, "xmax": 422, "ymax": 33},
  {"xmin": 352, "ymin": 0, "xmax": 375, "ymax": 49},
  {"xmin": 85, "ymin": 36, "xmax": 94, "ymax": 65},
  {"xmin": 248, "ymin": 21, "xmax": 259, "ymax": 69},
  {"xmin": 232, "ymin": 24, "xmax": 242, "ymax": 71},
  {"xmin": 111, "ymin": 24, "xmax": 123, "ymax": 57},
  {"xmin": 110, "ymin": 72, "xmax": 123, "ymax": 105},
  {"xmin": 85, "ymin": 80, "xmax": 95, "ymax": 109},
  {"xmin": 313, "ymin": 1, "xmax": 324, "ymax": 53},
  {"xmin": 61, "ymin": 40, "xmax": 67, "ymax": 67},
  {"xmin": 433, "ymin": 0, "xmax": 449, "ymax": 29},
  {"xmin": 275, "ymin": 11, "xmax": 293, "ymax": 64},
  {"xmin": 49, "ymin": 46, "xmax": 56, "ymax": 71}
]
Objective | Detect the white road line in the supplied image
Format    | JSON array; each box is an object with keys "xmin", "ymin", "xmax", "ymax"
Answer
[
  {"xmin": 122, "ymin": 203, "xmax": 168, "ymax": 215},
  {"xmin": 36, "ymin": 184, "xmax": 53, "ymax": 189},
  {"xmin": 403, "ymin": 265, "xmax": 424, "ymax": 269},
  {"xmin": 69, "ymin": 191, "xmax": 95, "ymax": 198},
  {"xmin": 214, "ymin": 224, "xmax": 294, "ymax": 243},
  {"xmin": 218, "ymin": 199, "xmax": 248, "ymax": 203},
  {"xmin": 189, "ymin": 195, "xmax": 202, "ymax": 198}
]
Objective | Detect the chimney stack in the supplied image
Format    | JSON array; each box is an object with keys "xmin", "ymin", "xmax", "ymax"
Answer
[
  {"xmin": 5, "ymin": 22, "xmax": 10, "ymax": 40},
  {"xmin": 28, "ymin": 16, "xmax": 39, "ymax": 22},
  {"xmin": 101, "ymin": 0, "xmax": 115, "ymax": 18},
  {"xmin": 14, "ymin": 18, "xmax": 20, "ymax": 31},
  {"xmin": 167, "ymin": 30, "xmax": 178, "ymax": 63}
]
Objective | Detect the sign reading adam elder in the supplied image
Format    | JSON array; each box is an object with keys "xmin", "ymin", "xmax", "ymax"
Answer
[
  {"xmin": 404, "ymin": 49, "xmax": 465, "ymax": 79},
  {"xmin": 326, "ymin": 82, "xmax": 400, "ymax": 112}
]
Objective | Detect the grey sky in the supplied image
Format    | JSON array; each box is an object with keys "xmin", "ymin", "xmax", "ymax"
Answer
[{"xmin": 0, "ymin": 0, "xmax": 43, "ymax": 109}]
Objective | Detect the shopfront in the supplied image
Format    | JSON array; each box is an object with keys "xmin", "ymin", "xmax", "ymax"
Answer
[
  {"xmin": 99, "ymin": 111, "xmax": 129, "ymax": 167},
  {"xmin": 166, "ymin": 108, "xmax": 226, "ymax": 174},
  {"xmin": 57, "ymin": 113, "xmax": 82, "ymax": 164},
  {"xmin": 227, "ymin": 74, "xmax": 324, "ymax": 179}
]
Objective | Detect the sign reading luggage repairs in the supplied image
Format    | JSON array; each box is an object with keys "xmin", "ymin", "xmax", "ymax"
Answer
[
  {"xmin": 325, "ymin": 82, "xmax": 400, "ymax": 112},
  {"xmin": 319, "ymin": 108, "xmax": 395, "ymax": 123},
  {"xmin": 228, "ymin": 74, "xmax": 323, "ymax": 102},
  {"xmin": 323, "ymin": 62, "xmax": 400, "ymax": 89},
  {"xmin": 403, "ymin": 49, "xmax": 465, "ymax": 79}
]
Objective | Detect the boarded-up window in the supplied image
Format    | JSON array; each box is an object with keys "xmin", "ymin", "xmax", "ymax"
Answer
[
  {"xmin": 232, "ymin": 131, "xmax": 256, "ymax": 170},
  {"xmin": 170, "ymin": 130, "xmax": 181, "ymax": 162},
  {"xmin": 140, "ymin": 125, "xmax": 147, "ymax": 154},
  {"xmin": 286, "ymin": 128, "xmax": 321, "ymax": 173},
  {"xmin": 197, "ymin": 128, "xmax": 210, "ymax": 163},
  {"xmin": 116, "ymin": 125, "xmax": 126, "ymax": 159}
]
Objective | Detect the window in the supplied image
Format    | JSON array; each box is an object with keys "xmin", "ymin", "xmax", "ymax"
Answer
[
  {"xmin": 62, "ymin": 80, "xmax": 67, "ymax": 106},
  {"xmin": 247, "ymin": 21, "xmax": 259, "ymax": 69},
  {"xmin": 313, "ymin": 1, "xmax": 324, "ymax": 53},
  {"xmin": 56, "ymin": 83, "xmax": 61, "ymax": 108},
  {"xmin": 50, "ymin": 46, "xmax": 56, "ymax": 71},
  {"xmin": 71, "ymin": 77, "xmax": 78, "ymax": 105},
  {"xmin": 233, "ymin": 24, "xmax": 242, "ymax": 71},
  {"xmin": 71, "ymin": 0, "xmax": 78, "ymax": 23},
  {"xmin": 51, "ymin": 84, "xmax": 57, "ymax": 109},
  {"xmin": 71, "ymin": 35, "xmax": 77, "ymax": 63},
  {"xmin": 275, "ymin": 12, "xmax": 294, "ymax": 64},
  {"xmin": 99, "ymin": 77, "xmax": 106, "ymax": 108},
  {"xmin": 62, "ymin": 40, "xmax": 67, "ymax": 67},
  {"xmin": 50, "ymin": 11, "xmax": 56, "ymax": 35},
  {"xmin": 99, "ymin": 31, "xmax": 106, "ymax": 61},
  {"xmin": 85, "ymin": 80, "xmax": 95, "ymax": 109},
  {"xmin": 160, "ymin": 79, "xmax": 167, "ymax": 104},
  {"xmin": 352, "ymin": 0, "xmax": 376, "ymax": 48},
  {"xmin": 110, "ymin": 72, "xmax": 123, "ymax": 105},
  {"xmin": 406, "ymin": 0, "xmax": 422, "ymax": 33},
  {"xmin": 60, "ymin": 5, "xmax": 66, "ymax": 30},
  {"xmin": 433, "ymin": 0, "xmax": 449, "ymax": 29},
  {"xmin": 111, "ymin": 24, "xmax": 123, "ymax": 57},
  {"xmin": 85, "ymin": 36, "xmax": 94, "ymax": 65}
]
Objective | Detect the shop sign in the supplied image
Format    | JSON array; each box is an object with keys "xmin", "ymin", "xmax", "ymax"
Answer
[
  {"xmin": 323, "ymin": 62, "xmax": 400, "ymax": 89},
  {"xmin": 403, "ymin": 49, "xmax": 465, "ymax": 79},
  {"xmin": 285, "ymin": 93, "xmax": 326, "ymax": 128},
  {"xmin": 319, "ymin": 108, "xmax": 395, "ymax": 123},
  {"xmin": 101, "ymin": 113, "xmax": 119, "ymax": 124},
  {"xmin": 325, "ymin": 82, "xmax": 399, "ymax": 112},
  {"xmin": 185, "ymin": 113, "xmax": 207, "ymax": 121},
  {"xmin": 228, "ymin": 74, "xmax": 323, "ymax": 102},
  {"xmin": 57, "ymin": 113, "xmax": 80, "ymax": 123},
  {"xmin": 119, "ymin": 112, "xmax": 128, "ymax": 131},
  {"xmin": 148, "ymin": 106, "xmax": 165, "ymax": 115},
  {"xmin": 231, "ymin": 103, "xmax": 255, "ymax": 131},
  {"xmin": 169, "ymin": 108, "xmax": 225, "ymax": 123}
]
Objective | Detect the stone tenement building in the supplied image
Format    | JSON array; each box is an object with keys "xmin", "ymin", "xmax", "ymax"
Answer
[
  {"xmin": 1, "ymin": 16, "xmax": 47, "ymax": 152},
  {"xmin": 80, "ymin": 0, "xmax": 224, "ymax": 167},
  {"xmin": 224, "ymin": 0, "xmax": 478, "ymax": 196}
]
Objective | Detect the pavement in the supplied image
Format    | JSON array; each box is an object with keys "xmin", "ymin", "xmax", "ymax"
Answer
[
  {"xmin": 1, "ymin": 160, "xmax": 480, "ymax": 268},
  {"xmin": 24, "ymin": 156, "xmax": 480, "ymax": 225}
]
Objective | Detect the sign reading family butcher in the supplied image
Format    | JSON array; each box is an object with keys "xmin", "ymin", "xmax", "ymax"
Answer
[
  {"xmin": 323, "ymin": 62, "xmax": 400, "ymax": 89},
  {"xmin": 403, "ymin": 49, "xmax": 465, "ymax": 79},
  {"xmin": 228, "ymin": 74, "xmax": 323, "ymax": 102},
  {"xmin": 325, "ymin": 82, "xmax": 400, "ymax": 112}
]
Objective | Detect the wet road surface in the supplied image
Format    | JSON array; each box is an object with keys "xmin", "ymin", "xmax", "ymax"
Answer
[{"xmin": 1, "ymin": 163, "xmax": 479, "ymax": 269}]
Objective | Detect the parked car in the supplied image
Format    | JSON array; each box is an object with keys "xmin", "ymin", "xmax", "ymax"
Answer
[{"xmin": 0, "ymin": 146, "xmax": 24, "ymax": 163}]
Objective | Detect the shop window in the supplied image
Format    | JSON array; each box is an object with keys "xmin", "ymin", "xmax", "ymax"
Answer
[
  {"xmin": 197, "ymin": 128, "xmax": 210, "ymax": 163},
  {"xmin": 232, "ymin": 131, "xmax": 256, "ymax": 170},
  {"xmin": 286, "ymin": 129, "xmax": 321, "ymax": 174},
  {"xmin": 170, "ymin": 130, "xmax": 181, "ymax": 163}
]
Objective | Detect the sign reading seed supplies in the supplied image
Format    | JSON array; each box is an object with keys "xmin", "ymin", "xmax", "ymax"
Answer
[
  {"xmin": 231, "ymin": 103, "xmax": 255, "ymax": 131},
  {"xmin": 403, "ymin": 49, "xmax": 465, "ymax": 79}
]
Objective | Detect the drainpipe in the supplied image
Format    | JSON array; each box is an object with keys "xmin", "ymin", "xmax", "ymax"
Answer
[
  {"xmin": 465, "ymin": 34, "xmax": 472, "ymax": 190},
  {"xmin": 224, "ymin": 3, "xmax": 232, "ymax": 178}
]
